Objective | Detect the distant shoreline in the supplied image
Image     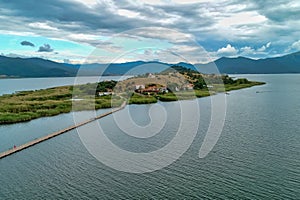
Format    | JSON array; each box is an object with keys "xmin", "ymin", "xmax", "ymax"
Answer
[{"xmin": 0, "ymin": 74, "xmax": 125, "ymax": 79}]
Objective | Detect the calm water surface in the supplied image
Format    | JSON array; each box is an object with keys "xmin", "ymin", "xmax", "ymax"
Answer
[
  {"xmin": 0, "ymin": 74, "xmax": 300, "ymax": 199},
  {"xmin": 0, "ymin": 76, "xmax": 130, "ymax": 95}
]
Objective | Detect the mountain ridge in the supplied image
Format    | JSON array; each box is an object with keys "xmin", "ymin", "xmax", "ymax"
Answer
[
  {"xmin": 1, "ymin": 51, "xmax": 300, "ymax": 77},
  {"xmin": 195, "ymin": 51, "xmax": 300, "ymax": 74}
]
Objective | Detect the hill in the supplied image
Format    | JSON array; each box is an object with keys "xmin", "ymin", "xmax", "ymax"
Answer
[
  {"xmin": 0, "ymin": 57, "xmax": 174, "ymax": 77},
  {"xmin": 0, "ymin": 56, "xmax": 78, "ymax": 77},
  {"xmin": 76, "ymin": 61, "xmax": 172, "ymax": 76}
]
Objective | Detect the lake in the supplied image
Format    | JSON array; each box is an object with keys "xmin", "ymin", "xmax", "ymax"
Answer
[
  {"xmin": 0, "ymin": 76, "xmax": 131, "ymax": 95},
  {"xmin": 0, "ymin": 74, "xmax": 300, "ymax": 199}
]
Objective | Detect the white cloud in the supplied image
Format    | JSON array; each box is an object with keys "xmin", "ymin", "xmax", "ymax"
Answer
[
  {"xmin": 257, "ymin": 42, "xmax": 271, "ymax": 52},
  {"xmin": 135, "ymin": 0, "xmax": 169, "ymax": 5},
  {"xmin": 0, "ymin": 30, "xmax": 36, "ymax": 37},
  {"xmin": 74, "ymin": 0, "xmax": 98, "ymax": 7},
  {"xmin": 291, "ymin": 40, "xmax": 300, "ymax": 50},
  {"xmin": 126, "ymin": 27, "xmax": 194, "ymax": 43},
  {"xmin": 117, "ymin": 9, "xmax": 140, "ymax": 18},
  {"xmin": 238, "ymin": 42, "xmax": 275, "ymax": 59},
  {"xmin": 28, "ymin": 22, "xmax": 58, "ymax": 31},
  {"xmin": 285, "ymin": 40, "xmax": 300, "ymax": 53},
  {"xmin": 257, "ymin": 46, "xmax": 266, "ymax": 52},
  {"xmin": 217, "ymin": 44, "xmax": 238, "ymax": 56},
  {"xmin": 67, "ymin": 33, "xmax": 98, "ymax": 41},
  {"xmin": 218, "ymin": 11, "xmax": 267, "ymax": 27},
  {"xmin": 171, "ymin": 0, "xmax": 211, "ymax": 4},
  {"xmin": 241, "ymin": 46, "xmax": 255, "ymax": 54}
]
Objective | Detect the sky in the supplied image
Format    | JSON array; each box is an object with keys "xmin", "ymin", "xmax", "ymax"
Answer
[{"xmin": 1, "ymin": 0, "xmax": 300, "ymax": 64}]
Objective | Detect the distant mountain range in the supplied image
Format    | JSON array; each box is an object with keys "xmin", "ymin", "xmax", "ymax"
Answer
[
  {"xmin": 0, "ymin": 56, "xmax": 77, "ymax": 77},
  {"xmin": 196, "ymin": 51, "xmax": 300, "ymax": 74},
  {"xmin": 1, "ymin": 51, "xmax": 300, "ymax": 77}
]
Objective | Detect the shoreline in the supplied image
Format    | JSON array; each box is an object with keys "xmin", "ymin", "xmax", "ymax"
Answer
[
  {"xmin": 0, "ymin": 81, "xmax": 265, "ymax": 125},
  {"xmin": 0, "ymin": 75, "xmax": 127, "ymax": 79}
]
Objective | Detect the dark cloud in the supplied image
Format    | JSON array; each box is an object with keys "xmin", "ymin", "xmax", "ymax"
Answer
[
  {"xmin": 232, "ymin": 0, "xmax": 300, "ymax": 23},
  {"xmin": 1, "ymin": 0, "xmax": 300, "ymax": 59},
  {"xmin": 0, "ymin": 0, "xmax": 155, "ymax": 33},
  {"xmin": 0, "ymin": 0, "xmax": 221, "ymax": 53},
  {"xmin": 117, "ymin": 0, "xmax": 217, "ymax": 30},
  {"xmin": 20, "ymin": 40, "xmax": 35, "ymax": 47},
  {"xmin": 0, "ymin": 0, "xmax": 217, "ymax": 40},
  {"xmin": 38, "ymin": 44, "xmax": 53, "ymax": 52}
]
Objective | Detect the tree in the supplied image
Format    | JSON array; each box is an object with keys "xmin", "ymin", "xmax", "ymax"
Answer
[
  {"xmin": 193, "ymin": 76, "xmax": 206, "ymax": 89},
  {"xmin": 235, "ymin": 78, "xmax": 249, "ymax": 84},
  {"xmin": 222, "ymin": 75, "xmax": 235, "ymax": 84}
]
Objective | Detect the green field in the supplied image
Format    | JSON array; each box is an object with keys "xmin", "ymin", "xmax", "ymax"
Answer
[{"xmin": 0, "ymin": 86, "xmax": 123, "ymax": 124}]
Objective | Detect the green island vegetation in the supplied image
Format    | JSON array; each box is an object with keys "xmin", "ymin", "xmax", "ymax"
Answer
[{"xmin": 0, "ymin": 66, "xmax": 264, "ymax": 124}]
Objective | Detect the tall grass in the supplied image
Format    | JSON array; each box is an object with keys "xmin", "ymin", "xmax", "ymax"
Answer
[
  {"xmin": 129, "ymin": 93, "xmax": 157, "ymax": 104},
  {"xmin": 0, "ymin": 85, "xmax": 124, "ymax": 124}
]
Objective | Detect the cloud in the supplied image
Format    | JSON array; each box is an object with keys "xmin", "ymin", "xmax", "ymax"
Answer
[
  {"xmin": 237, "ymin": 42, "xmax": 272, "ymax": 58},
  {"xmin": 240, "ymin": 46, "xmax": 255, "ymax": 55},
  {"xmin": 217, "ymin": 44, "xmax": 238, "ymax": 56},
  {"xmin": 123, "ymin": 27, "xmax": 194, "ymax": 44},
  {"xmin": 1, "ymin": 0, "xmax": 300, "ymax": 62},
  {"xmin": 20, "ymin": 41, "xmax": 35, "ymax": 47},
  {"xmin": 244, "ymin": 0, "xmax": 300, "ymax": 23},
  {"xmin": 0, "ymin": 0, "xmax": 216, "ymax": 42},
  {"xmin": 257, "ymin": 42, "xmax": 271, "ymax": 52},
  {"xmin": 38, "ymin": 44, "xmax": 54, "ymax": 52},
  {"xmin": 28, "ymin": 22, "xmax": 58, "ymax": 31},
  {"xmin": 291, "ymin": 40, "xmax": 300, "ymax": 50},
  {"xmin": 285, "ymin": 40, "xmax": 300, "ymax": 53},
  {"xmin": 4, "ymin": 53, "xmax": 27, "ymax": 58}
]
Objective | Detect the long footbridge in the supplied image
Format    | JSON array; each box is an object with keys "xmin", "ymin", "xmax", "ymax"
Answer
[{"xmin": 0, "ymin": 101, "xmax": 126, "ymax": 159}]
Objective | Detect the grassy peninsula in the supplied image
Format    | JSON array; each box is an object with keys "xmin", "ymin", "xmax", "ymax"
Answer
[{"xmin": 0, "ymin": 66, "xmax": 264, "ymax": 124}]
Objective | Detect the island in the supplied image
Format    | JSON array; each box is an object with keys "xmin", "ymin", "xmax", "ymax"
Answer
[{"xmin": 0, "ymin": 66, "xmax": 265, "ymax": 124}]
